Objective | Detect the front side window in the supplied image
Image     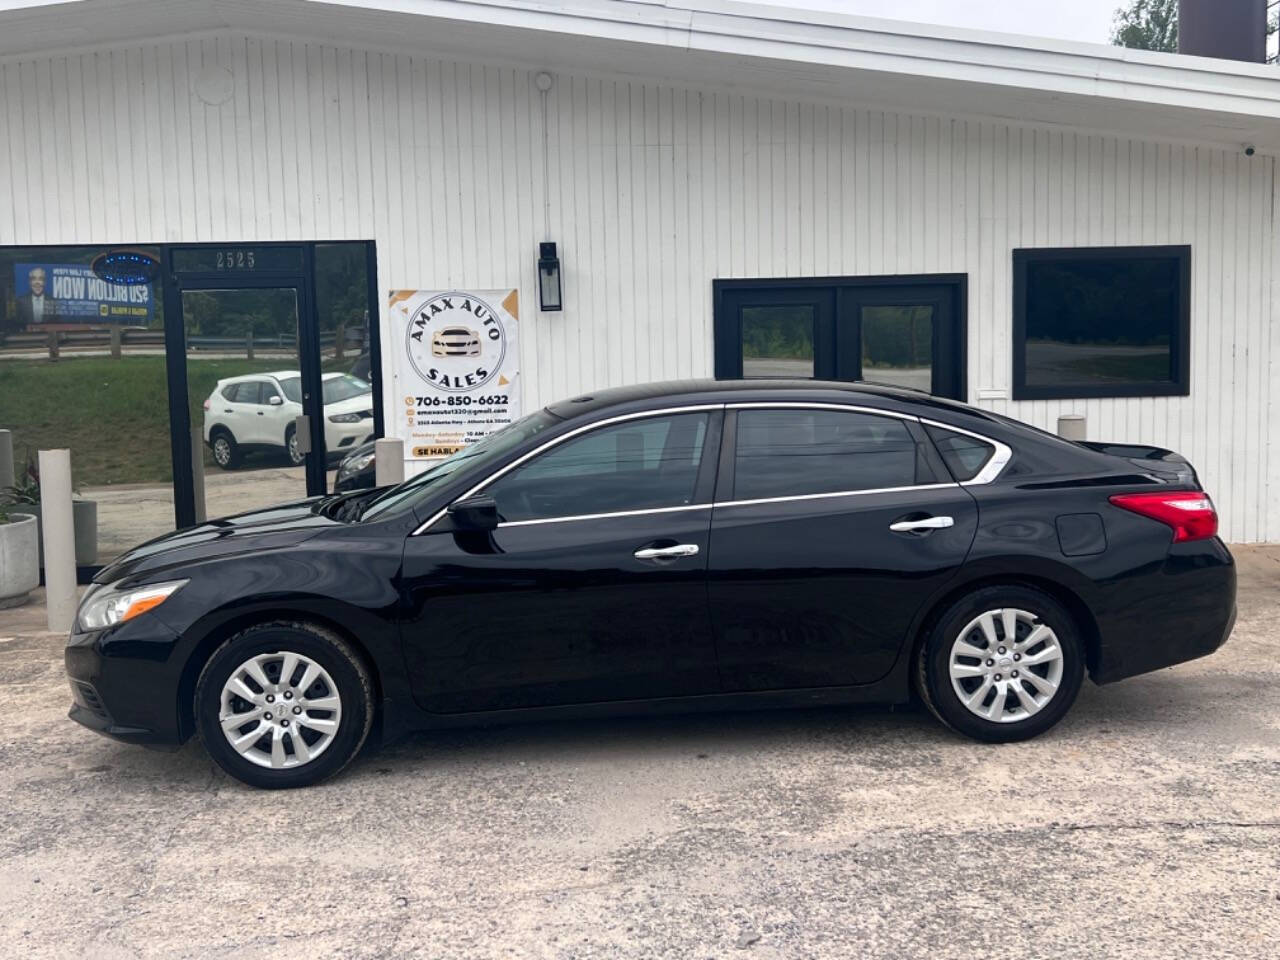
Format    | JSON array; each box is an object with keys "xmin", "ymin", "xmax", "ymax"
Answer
[
  {"xmin": 1013, "ymin": 245, "xmax": 1190, "ymax": 399},
  {"xmin": 732, "ymin": 408, "xmax": 924, "ymax": 501},
  {"xmin": 485, "ymin": 413, "xmax": 709, "ymax": 523}
]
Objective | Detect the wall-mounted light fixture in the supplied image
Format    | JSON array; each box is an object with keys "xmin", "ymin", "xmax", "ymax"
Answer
[{"xmin": 538, "ymin": 241, "xmax": 562, "ymax": 311}]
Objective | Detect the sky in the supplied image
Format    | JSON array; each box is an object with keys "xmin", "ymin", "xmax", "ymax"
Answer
[{"xmin": 753, "ymin": 0, "xmax": 1121, "ymax": 45}]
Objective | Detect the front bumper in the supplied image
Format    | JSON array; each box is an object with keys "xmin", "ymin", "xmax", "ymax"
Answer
[{"xmin": 64, "ymin": 614, "xmax": 188, "ymax": 747}]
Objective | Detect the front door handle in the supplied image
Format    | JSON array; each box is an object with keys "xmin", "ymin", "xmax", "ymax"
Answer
[
  {"xmin": 634, "ymin": 543, "xmax": 700, "ymax": 560},
  {"xmin": 889, "ymin": 516, "xmax": 954, "ymax": 533}
]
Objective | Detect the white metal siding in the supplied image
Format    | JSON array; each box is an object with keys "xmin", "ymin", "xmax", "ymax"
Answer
[{"xmin": 0, "ymin": 35, "xmax": 1276, "ymax": 540}]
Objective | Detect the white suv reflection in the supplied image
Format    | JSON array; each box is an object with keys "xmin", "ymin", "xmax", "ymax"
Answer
[{"xmin": 201, "ymin": 371, "xmax": 373, "ymax": 469}]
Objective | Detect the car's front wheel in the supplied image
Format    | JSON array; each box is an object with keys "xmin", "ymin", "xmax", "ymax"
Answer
[
  {"xmin": 285, "ymin": 425, "xmax": 304, "ymax": 466},
  {"xmin": 194, "ymin": 622, "xmax": 374, "ymax": 789},
  {"xmin": 917, "ymin": 585, "xmax": 1085, "ymax": 743}
]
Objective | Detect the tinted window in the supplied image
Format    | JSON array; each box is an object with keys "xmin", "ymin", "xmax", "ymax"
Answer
[
  {"xmin": 225, "ymin": 382, "xmax": 261, "ymax": 403},
  {"xmin": 1014, "ymin": 246, "xmax": 1189, "ymax": 399},
  {"xmin": 486, "ymin": 413, "xmax": 709, "ymax": 522},
  {"xmin": 926, "ymin": 426, "xmax": 994, "ymax": 482},
  {"xmin": 260, "ymin": 383, "xmax": 280, "ymax": 404},
  {"xmin": 732, "ymin": 409, "xmax": 921, "ymax": 501},
  {"xmin": 322, "ymin": 374, "xmax": 371, "ymax": 404}
]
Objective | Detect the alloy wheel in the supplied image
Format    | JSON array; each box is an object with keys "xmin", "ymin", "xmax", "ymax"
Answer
[
  {"xmin": 288, "ymin": 432, "xmax": 303, "ymax": 465},
  {"xmin": 213, "ymin": 437, "xmax": 232, "ymax": 466},
  {"xmin": 219, "ymin": 651, "xmax": 343, "ymax": 769},
  {"xmin": 948, "ymin": 608, "xmax": 1063, "ymax": 724}
]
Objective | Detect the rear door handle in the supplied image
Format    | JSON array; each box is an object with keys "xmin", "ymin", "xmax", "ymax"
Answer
[
  {"xmin": 889, "ymin": 516, "xmax": 954, "ymax": 533},
  {"xmin": 634, "ymin": 544, "xmax": 700, "ymax": 560}
]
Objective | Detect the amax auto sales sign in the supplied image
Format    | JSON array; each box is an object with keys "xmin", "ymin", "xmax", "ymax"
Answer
[{"xmin": 388, "ymin": 288, "xmax": 520, "ymax": 459}]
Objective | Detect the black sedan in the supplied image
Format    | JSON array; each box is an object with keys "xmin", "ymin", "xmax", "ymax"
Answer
[{"xmin": 65, "ymin": 380, "xmax": 1235, "ymax": 788}]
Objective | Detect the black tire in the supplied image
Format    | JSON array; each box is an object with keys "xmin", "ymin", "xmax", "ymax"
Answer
[
  {"xmin": 916, "ymin": 585, "xmax": 1085, "ymax": 743},
  {"xmin": 209, "ymin": 428, "xmax": 241, "ymax": 470},
  {"xmin": 194, "ymin": 621, "xmax": 375, "ymax": 789},
  {"xmin": 285, "ymin": 424, "xmax": 304, "ymax": 466}
]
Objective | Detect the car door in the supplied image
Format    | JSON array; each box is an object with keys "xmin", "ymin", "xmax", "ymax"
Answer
[
  {"xmin": 399, "ymin": 407, "xmax": 723, "ymax": 714},
  {"xmin": 255, "ymin": 380, "xmax": 287, "ymax": 446},
  {"xmin": 218, "ymin": 381, "xmax": 256, "ymax": 442},
  {"xmin": 707, "ymin": 403, "xmax": 979, "ymax": 690}
]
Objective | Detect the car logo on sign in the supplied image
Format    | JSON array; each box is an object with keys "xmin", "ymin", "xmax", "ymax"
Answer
[{"xmin": 405, "ymin": 293, "xmax": 507, "ymax": 393}]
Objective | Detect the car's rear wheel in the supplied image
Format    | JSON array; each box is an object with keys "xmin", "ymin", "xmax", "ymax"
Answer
[
  {"xmin": 210, "ymin": 429, "xmax": 240, "ymax": 470},
  {"xmin": 194, "ymin": 622, "xmax": 374, "ymax": 789},
  {"xmin": 916, "ymin": 585, "xmax": 1084, "ymax": 743}
]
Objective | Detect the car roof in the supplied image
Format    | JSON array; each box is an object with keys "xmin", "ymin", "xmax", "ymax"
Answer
[{"xmin": 544, "ymin": 379, "xmax": 996, "ymax": 427}]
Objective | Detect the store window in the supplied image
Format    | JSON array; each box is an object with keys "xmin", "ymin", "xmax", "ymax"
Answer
[
  {"xmin": 1012, "ymin": 246, "xmax": 1190, "ymax": 400},
  {"xmin": 0, "ymin": 245, "xmax": 173, "ymax": 566}
]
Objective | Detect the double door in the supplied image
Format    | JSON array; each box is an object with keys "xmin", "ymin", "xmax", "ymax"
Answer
[{"xmin": 713, "ymin": 275, "xmax": 966, "ymax": 400}]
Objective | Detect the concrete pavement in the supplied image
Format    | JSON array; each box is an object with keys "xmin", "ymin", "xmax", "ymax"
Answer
[{"xmin": 0, "ymin": 548, "xmax": 1277, "ymax": 958}]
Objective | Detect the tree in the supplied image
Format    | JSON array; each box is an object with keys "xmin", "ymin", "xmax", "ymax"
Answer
[{"xmin": 1110, "ymin": 0, "xmax": 1178, "ymax": 53}]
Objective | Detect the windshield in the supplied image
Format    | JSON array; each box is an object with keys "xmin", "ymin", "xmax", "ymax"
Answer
[
  {"xmin": 360, "ymin": 410, "xmax": 560, "ymax": 521},
  {"xmin": 276, "ymin": 374, "xmax": 371, "ymax": 405}
]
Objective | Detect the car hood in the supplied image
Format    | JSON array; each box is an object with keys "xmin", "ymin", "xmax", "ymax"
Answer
[{"xmin": 95, "ymin": 498, "xmax": 337, "ymax": 584}]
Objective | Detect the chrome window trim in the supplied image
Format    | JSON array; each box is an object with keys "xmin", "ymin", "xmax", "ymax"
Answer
[
  {"xmin": 412, "ymin": 404, "xmax": 724, "ymax": 535},
  {"xmin": 714, "ymin": 482, "xmax": 959, "ymax": 511},
  {"xmin": 726, "ymin": 400, "xmax": 918, "ymax": 422},
  {"xmin": 497, "ymin": 503, "xmax": 710, "ymax": 529},
  {"xmin": 918, "ymin": 417, "xmax": 1013, "ymax": 486}
]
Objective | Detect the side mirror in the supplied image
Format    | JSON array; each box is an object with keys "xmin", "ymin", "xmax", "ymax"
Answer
[
  {"xmin": 267, "ymin": 394, "xmax": 284, "ymax": 406},
  {"xmin": 447, "ymin": 495, "xmax": 499, "ymax": 531}
]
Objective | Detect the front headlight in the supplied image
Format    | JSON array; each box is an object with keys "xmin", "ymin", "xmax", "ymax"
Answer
[
  {"xmin": 329, "ymin": 413, "xmax": 361, "ymax": 423},
  {"xmin": 76, "ymin": 579, "xmax": 188, "ymax": 631},
  {"xmin": 339, "ymin": 452, "xmax": 375, "ymax": 476}
]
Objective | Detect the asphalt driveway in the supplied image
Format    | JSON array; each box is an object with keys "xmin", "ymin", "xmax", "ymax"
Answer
[{"xmin": 1, "ymin": 548, "xmax": 1278, "ymax": 959}]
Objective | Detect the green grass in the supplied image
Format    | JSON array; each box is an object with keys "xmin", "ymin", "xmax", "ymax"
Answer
[{"xmin": 0, "ymin": 354, "xmax": 350, "ymax": 487}]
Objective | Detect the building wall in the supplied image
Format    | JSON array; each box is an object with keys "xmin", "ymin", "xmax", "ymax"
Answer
[{"xmin": 1, "ymin": 34, "xmax": 1277, "ymax": 539}]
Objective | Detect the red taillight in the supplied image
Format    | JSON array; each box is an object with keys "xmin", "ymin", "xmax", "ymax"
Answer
[
  {"xmin": 203, "ymin": 398, "xmax": 210, "ymax": 411},
  {"xmin": 1109, "ymin": 491, "xmax": 1218, "ymax": 542}
]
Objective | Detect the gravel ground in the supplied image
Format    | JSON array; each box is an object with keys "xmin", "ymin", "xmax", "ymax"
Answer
[{"xmin": 1, "ymin": 547, "xmax": 1278, "ymax": 959}]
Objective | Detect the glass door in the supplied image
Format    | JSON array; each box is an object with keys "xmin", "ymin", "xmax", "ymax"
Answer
[
  {"xmin": 837, "ymin": 284, "xmax": 964, "ymax": 400},
  {"xmin": 181, "ymin": 287, "xmax": 317, "ymax": 519},
  {"xmin": 713, "ymin": 286, "xmax": 836, "ymax": 380}
]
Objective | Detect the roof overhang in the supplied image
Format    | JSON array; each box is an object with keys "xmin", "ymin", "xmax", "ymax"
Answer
[{"xmin": 3, "ymin": 0, "xmax": 1279, "ymax": 152}]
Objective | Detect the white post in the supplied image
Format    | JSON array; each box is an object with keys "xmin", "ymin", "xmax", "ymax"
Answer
[
  {"xmin": 39, "ymin": 449, "xmax": 77, "ymax": 633},
  {"xmin": 0, "ymin": 428, "xmax": 14, "ymax": 492},
  {"xmin": 374, "ymin": 438, "xmax": 405, "ymax": 487},
  {"xmin": 1057, "ymin": 414, "xmax": 1086, "ymax": 442},
  {"xmin": 190, "ymin": 426, "xmax": 207, "ymax": 524}
]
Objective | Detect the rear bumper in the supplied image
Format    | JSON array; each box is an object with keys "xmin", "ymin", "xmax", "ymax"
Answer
[{"xmin": 1091, "ymin": 538, "xmax": 1237, "ymax": 684}]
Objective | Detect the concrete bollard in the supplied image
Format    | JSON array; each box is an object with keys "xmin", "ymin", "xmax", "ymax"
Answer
[
  {"xmin": 246, "ymin": 328, "xmax": 255, "ymax": 360},
  {"xmin": 191, "ymin": 426, "xmax": 207, "ymax": 524},
  {"xmin": 110, "ymin": 326, "xmax": 122, "ymax": 359},
  {"xmin": 1057, "ymin": 414, "xmax": 1086, "ymax": 442},
  {"xmin": 374, "ymin": 438, "xmax": 405, "ymax": 487},
  {"xmin": 38, "ymin": 449, "xmax": 77, "ymax": 633},
  {"xmin": 0, "ymin": 428, "xmax": 14, "ymax": 492}
]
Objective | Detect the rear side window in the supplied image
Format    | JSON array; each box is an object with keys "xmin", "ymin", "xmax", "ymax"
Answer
[
  {"xmin": 731, "ymin": 408, "xmax": 923, "ymax": 501},
  {"xmin": 925, "ymin": 425, "xmax": 996, "ymax": 482},
  {"xmin": 486, "ymin": 413, "xmax": 709, "ymax": 522},
  {"xmin": 223, "ymin": 382, "xmax": 261, "ymax": 403}
]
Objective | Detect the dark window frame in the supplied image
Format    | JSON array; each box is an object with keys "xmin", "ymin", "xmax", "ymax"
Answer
[{"xmin": 1012, "ymin": 245, "xmax": 1191, "ymax": 401}]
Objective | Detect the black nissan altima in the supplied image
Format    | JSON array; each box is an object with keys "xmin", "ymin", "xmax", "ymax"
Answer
[{"xmin": 65, "ymin": 380, "xmax": 1236, "ymax": 788}]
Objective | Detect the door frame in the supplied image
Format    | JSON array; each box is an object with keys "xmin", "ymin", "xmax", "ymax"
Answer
[
  {"xmin": 163, "ymin": 241, "xmax": 383, "ymax": 529},
  {"xmin": 712, "ymin": 274, "xmax": 968, "ymax": 400}
]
